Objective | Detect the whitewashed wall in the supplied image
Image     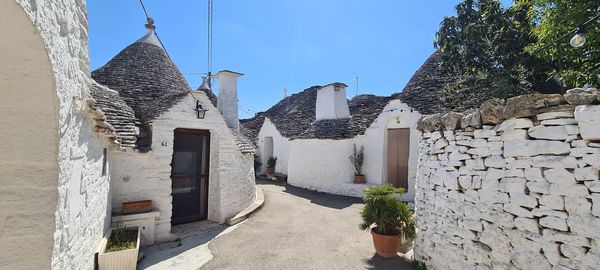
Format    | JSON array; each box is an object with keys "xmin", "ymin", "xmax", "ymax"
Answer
[
  {"xmin": 1, "ymin": 1, "xmax": 113, "ymax": 270},
  {"xmin": 315, "ymin": 84, "xmax": 351, "ymax": 120},
  {"xmin": 414, "ymin": 95, "xmax": 600, "ymax": 269},
  {"xmin": 257, "ymin": 118, "xmax": 291, "ymax": 174},
  {"xmin": 286, "ymin": 100, "xmax": 421, "ymax": 199},
  {"xmin": 111, "ymin": 93, "xmax": 255, "ymax": 242}
]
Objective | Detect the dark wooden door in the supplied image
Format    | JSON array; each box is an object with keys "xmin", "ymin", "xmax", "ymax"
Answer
[
  {"xmin": 387, "ymin": 128, "xmax": 410, "ymax": 189},
  {"xmin": 171, "ymin": 129, "xmax": 210, "ymax": 225}
]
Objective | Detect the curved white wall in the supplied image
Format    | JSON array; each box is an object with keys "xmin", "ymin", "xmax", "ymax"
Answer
[
  {"xmin": 0, "ymin": 2, "xmax": 59, "ymax": 268},
  {"xmin": 287, "ymin": 100, "xmax": 421, "ymax": 199},
  {"xmin": 257, "ymin": 118, "xmax": 291, "ymax": 174},
  {"xmin": 3, "ymin": 1, "xmax": 114, "ymax": 269},
  {"xmin": 111, "ymin": 93, "xmax": 256, "ymax": 242}
]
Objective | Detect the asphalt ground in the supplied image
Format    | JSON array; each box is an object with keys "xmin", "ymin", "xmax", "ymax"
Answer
[{"xmin": 201, "ymin": 180, "xmax": 414, "ymax": 270}]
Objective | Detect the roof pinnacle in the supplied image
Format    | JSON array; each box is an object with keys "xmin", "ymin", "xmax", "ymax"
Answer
[{"xmin": 145, "ymin": 17, "xmax": 155, "ymax": 31}]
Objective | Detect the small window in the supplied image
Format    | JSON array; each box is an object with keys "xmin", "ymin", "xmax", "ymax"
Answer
[{"xmin": 102, "ymin": 148, "xmax": 108, "ymax": 176}]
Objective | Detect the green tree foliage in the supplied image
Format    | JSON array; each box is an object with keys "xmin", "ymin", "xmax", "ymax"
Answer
[
  {"xmin": 519, "ymin": 0, "xmax": 600, "ymax": 88},
  {"xmin": 434, "ymin": 0, "xmax": 598, "ymax": 110}
]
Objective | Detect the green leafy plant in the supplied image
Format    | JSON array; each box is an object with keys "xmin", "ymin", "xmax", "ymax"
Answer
[
  {"xmin": 414, "ymin": 261, "xmax": 427, "ymax": 270},
  {"xmin": 106, "ymin": 228, "xmax": 137, "ymax": 252},
  {"xmin": 359, "ymin": 184, "xmax": 415, "ymax": 239},
  {"xmin": 349, "ymin": 144, "xmax": 365, "ymax": 176},
  {"xmin": 267, "ymin": 156, "xmax": 277, "ymax": 169}
]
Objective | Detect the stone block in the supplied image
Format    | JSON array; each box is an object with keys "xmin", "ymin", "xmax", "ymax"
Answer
[
  {"xmin": 497, "ymin": 118, "xmax": 534, "ymax": 131},
  {"xmin": 584, "ymin": 181, "xmax": 600, "ymax": 192},
  {"xmin": 474, "ymin": 129, "xmax": 497, "ymax": 139},
  {"xmin": 527, "ymin": 181, "xmax": 550, "ymax": 194},
  {"xmin": 532, "ymin": 209, "xmax": 568, "ymax": 218},
  {"xmin": 537, "ymin": 111, "xmax": 574, "ymax": 120},
  {"xmin": 506, "ymin": 169, "xmax": 525, "ymax": 178},
  {"xmin": 514, "ymin": 217, "xmax": 539, "ymax": 234},
  {"xmin": 544, "ymin": 168, "xmax": 576, "ymax": 184},
  {"xmin": 524, "ymin": 168, "xmax": 545, "ymax": 182},
  {"xmin": 504, "ymin": 94, "xmax": 566, "ymax": 119},
  {"xmin": 548, "ymin": 183, "xmax": 590, "ymax": 197},
  {"xmin": 506, "ymin": 159, "xmax": 531, "ymax": 169},
  {"xmin": 591, "ymin": 194, "xmax": 600, "ymax": 217},
  {"xmin": 540, "ymin": 216, "xmax": 568, "ymax": 231},
  {"xmin": 459, "ymin": 175, "xmax": 473, "ymax": 190},
  {"xmin": 564, "ymin": 88, "xmax": 599, "ymax": 105},
  {"xmin": 461, "ymin": 109, "xmax": 483, "ymax": 129},
  {"xmin": 418, "ymin": 113, "xmax": 443, "ymax": 132},
  {"xmin": 502, "ymin": 129, "xmax": 529, "ymax": 141},
  {"xmin": 504, "ymin": 203, "xmax": 533, "ymax": 218},
  {"xmin": 480, "ymin": 98, "xmax": 505, "ymax": 125},
  {"xmin": 582, "ymin": 154, "xmax": 600, "ymax": 166},
  {"xmin": 531, "ymin": 155, "xmax": 578, "ymax": 169},
  {"xmin": 570, "ymin": 147, "xmax": 600, "ymax": 157},
  {"xmin": 564, "ymin": 197, "xmax": 591, "ymax": 216},
  {"xmin": 539, "ymin": 195, "xmax": 564, "ymax": 210},
  {"xmin": 540, "ymin": 118, "xmax": 577, "ymax": 126},
  {"xmin": 484, "ymin": 156, "xmax": 505, "ymax": 168},
  {"xmin": 528, "ymin": 125, "xmax": 569, "ymax": 140},
  {"xmin": 509, "ymin": 193, "xmax": 537, "ymax": 208},
  {"xmin": 441, "ymin": 112, "xmax": 463, "ymax": 130},
  {"xmin": 574, "ymin": 167, "xmax": 598, "ymax": 181},
  {"xmin": 504, "ymin": 140, "xmax": 570, "ymax": 157},
  {"xmin": 567, "ymin": 215, "xmax": 600, "ymax": 238},
  {"xmin": 511, "ymin": 249, "xmax": 551, "ymax": 270},
  {"xmin": 560, "ymin": 244, "xmax": 587, "ymax": 262},
  {"xmin": 500, "ymin": 178, "xmax": 527, "ymax": 193}
]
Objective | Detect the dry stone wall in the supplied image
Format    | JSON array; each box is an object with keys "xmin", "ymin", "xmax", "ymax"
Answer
[{"xmin": 414, "ymin": 88, "xmax": 600, "ymax": 269}]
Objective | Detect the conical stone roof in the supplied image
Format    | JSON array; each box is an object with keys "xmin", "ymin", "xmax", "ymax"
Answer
[{"xmin": 91, "ymin": 27, "xmax": 190, "ymax": 126}]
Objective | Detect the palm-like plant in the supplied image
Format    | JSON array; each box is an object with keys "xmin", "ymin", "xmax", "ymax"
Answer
[{"xmin": 359, "ymin": 184, "xmax": 415, "ymax": 239}]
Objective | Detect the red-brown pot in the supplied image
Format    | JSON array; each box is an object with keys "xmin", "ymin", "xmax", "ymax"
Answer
[
  {"xmin": 266, "ymin": 167, "xmax": 274, "ymax": 175},
  {"xmin": 371, "ymin": 228, "xmax": 400, "ymax": 258},
  {"xmin": 354, "ymin": 175, "xmax": 366, "ymax": 184}
]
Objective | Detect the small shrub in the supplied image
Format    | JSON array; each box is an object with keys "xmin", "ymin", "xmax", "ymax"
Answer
[
  {"xmin": 267, "ymin": 156, "xmax": 277, "ymax": 168},
  {"xmin": 359, "ymin": 184, "xmax": 415, "ymax": 239},
  {"xmin": 106, "ymin": 228, "xmax": 137, "ymax": 252},
  {"xmin": 414, "ymin": 261, "xmax": 427, "ymax": 270},
  {"xmin": 349, "ymin": 144, "xmax": 365, "ymax": 176}
]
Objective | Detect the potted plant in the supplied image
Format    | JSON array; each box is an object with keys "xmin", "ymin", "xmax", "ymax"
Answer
[
  {"xmin": 98, "ymin": 226, "xmax": 141, "ymax": 270},
  {"xmin": 359, "ymin": 184, "xmax": 415, "ymax": 258},
  {"xmin": 349, "ymin": 144, "xmax": 366, "ymax": 184},
  {"xmin": 266, "ymin": 156, "xmax": 277, "ymax": 175}
]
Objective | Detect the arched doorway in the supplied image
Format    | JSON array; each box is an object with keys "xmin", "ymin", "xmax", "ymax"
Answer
[{"xmin": 0, "ymin": 2, "xmax": 59, "ymax": 269}]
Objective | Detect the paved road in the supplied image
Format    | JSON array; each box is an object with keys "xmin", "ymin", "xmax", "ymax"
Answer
[{"xmin": 202, "ymin": 180, "xmax": 414, "ymax": 270}]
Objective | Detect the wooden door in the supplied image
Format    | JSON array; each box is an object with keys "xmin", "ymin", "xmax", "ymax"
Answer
[
  {"xmin": 170, "ymin": 129, "xmax": 210, "ymax": 225},
  {"xmin": 387, "ymin": 128, "xmax": 410, "ymax": 189}
]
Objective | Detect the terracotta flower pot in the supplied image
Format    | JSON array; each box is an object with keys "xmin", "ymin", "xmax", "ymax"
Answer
[
  {"xmin": 266, "ymin": 167, "xmax": 274, "ymax": 175},
  {"xmin": 371, "ymin": 228, "xmax": 400, "ymax": 258},
  {"xmin": 354, "ymin": 175, "xmax": 366, "ymax": 184}
]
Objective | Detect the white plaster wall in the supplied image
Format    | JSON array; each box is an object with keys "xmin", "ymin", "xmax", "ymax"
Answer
[
  {"xmin": 111, "ymin": 92, "xmax": 255, "ymax": 242},
  {"xmin": 4, "ymin": 1, "xmax": 113, "ymax": 270},
  {"xmin": 287, "ymin": 100, "xmax": 421, "ymax": 200},
  {"xmin": 316, "ymin": 86, "xmax": 336, "ymax": 120},
  {"xmin": 334, "ymin": 87, "xmax": 351, "ymax": 119},
  {"xmin": 256, "ymin": 118, "xmax": 291, "ymax": 174},
  {"xmin": 215, "ymin": 72, "xmax": 241, "ymax": 131}
]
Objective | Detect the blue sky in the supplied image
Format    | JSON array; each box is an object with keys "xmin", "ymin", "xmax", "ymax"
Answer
[{"xmin": 89, "ymin": 0, "xmax": 511, "ymax": 118}]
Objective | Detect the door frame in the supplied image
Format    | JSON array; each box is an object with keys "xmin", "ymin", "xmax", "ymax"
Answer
[
  {"xmin": 171, "ymin": 128, "xmax": 211, "ymax": 224},
  {"xmin": 386, "ymin": 128, "xmax": 410, "ymax": 189}
]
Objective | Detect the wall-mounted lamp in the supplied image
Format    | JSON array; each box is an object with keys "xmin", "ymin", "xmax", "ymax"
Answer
[
  {"xmin": 195, "ymin": 100, "xmax": 208, "ymax": 119},
  {"xmin": 570, "ymin": 26, "xmax": 587, "ymax": 48}
]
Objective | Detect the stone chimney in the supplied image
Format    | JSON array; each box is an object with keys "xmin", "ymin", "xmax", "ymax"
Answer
[
  {"xmin": 215, "ymin": 70, "xmax": 243, "ymax": 131},
  {"xmin": 315, "ymin": 82, "xmax": 351, "ymax": 120}
]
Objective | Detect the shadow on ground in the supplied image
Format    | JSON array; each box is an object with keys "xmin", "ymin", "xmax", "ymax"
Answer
[
  {"xmin": 363, "ymin": 254, "xmax": 415, "ymax": 270},
  {"xmin": 257, "ymin": 179, "xmax": 362, "ymax": 209},
  {"xmin": 137, "ymin": 221, "xmax": 228, "ymax": 270}
]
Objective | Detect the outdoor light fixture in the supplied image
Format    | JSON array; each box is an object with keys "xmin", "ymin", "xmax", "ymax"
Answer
[
  {"xmin": 195, "ymin": 100, "xmax": 208, "ymax": 119},
  {"xmin": 570, "ymin": 26, "xmax": 587, "ymax": 48}
]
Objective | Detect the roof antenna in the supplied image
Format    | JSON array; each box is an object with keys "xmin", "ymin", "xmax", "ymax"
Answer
[
  {"xmin": 199, "ymin": 0, "xmax": 214, "ymax": 91},
  {"xmin": 355, "ymin": 76, "xmax": 359, "ymax": 97}
]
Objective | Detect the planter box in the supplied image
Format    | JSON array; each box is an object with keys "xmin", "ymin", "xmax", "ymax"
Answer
[
  {"xmin": 98, "ymin": 227, "xmax": 140, "ymax": 270},
  {"xmin": 122, "ymin": 200, "xmax": 152, "ymax": 215}
]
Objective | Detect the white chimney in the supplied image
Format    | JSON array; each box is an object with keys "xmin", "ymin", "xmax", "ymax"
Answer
[
  {"xmin": 315, "ymin": 82, "xmax": 351, "ymax": 120},
  {"xmin": 215, "ymin": 70, "xmax": 243, "ymax": 131}
]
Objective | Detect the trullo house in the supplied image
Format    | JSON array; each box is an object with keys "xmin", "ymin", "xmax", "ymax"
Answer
[
  {"xmin": 241, "ymin": 52, "xmax": 451, "ymax": 201},
  {"xmin": 91, "ymin": 21, "xmax": 256, "ymax": 243}
]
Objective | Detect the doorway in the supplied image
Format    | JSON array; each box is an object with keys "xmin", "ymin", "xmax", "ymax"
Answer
[
  {"xmin": 387, "ymin": 128, "xmax": 410, "ymax": 189},
  {"xmin": 170, "ymin": 129, "xmax": 210, "ymax": 225}
]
